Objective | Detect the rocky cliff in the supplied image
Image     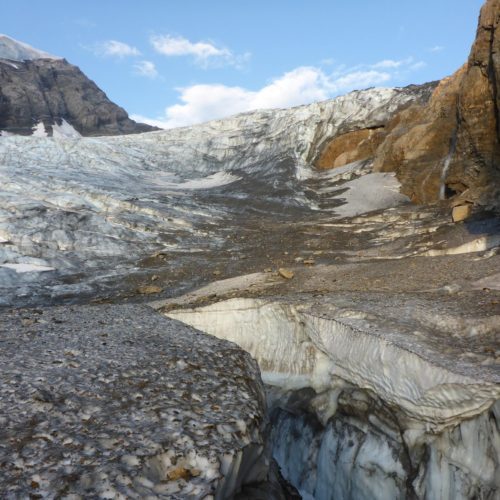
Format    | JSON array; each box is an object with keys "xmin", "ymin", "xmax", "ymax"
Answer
[
  {"xmin": 0, "ymin": 35, "xmax": 157, "ymax": 137},
  {"xmin": 317, "ymin": 0, "xmax": 500, "ymax": 209}
]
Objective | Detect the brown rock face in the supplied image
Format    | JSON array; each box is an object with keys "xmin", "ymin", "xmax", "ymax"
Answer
[
  {"xmin": 373, "ymin": 0, "xmax": 500, "ymax": 206},
  {"xmin": 316, "ymin": 0, "xmax": 500, "ymax": 208},
  {"xmin": 315, "ymin": 127, "xmax": 386, "ymax": 169},
  {"xmin": 372, "ymin": 68, "xmax": 466, "ymax": 203},
  {"xmin": 314, "ymin": 83, "xmax": 437, "ymax": 170}
]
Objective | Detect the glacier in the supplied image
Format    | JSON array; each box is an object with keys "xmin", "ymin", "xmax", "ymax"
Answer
[
  {"xmin": 0, "ymin": 86, "xmax": 429, "ymax": 306},
  {"xmin": 0, "ymin": 80, "xmax": 499, "ymax": 499}
]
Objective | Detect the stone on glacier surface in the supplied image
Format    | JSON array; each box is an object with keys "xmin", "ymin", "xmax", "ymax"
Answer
[{"xmin": 0, "ymin": 304, "xmax": 276, "ymax": 499}]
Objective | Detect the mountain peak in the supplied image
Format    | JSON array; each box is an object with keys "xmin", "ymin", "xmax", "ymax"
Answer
[{"xmin": 0, "ymin": 34, "xmax": 61, "ymax": 61}]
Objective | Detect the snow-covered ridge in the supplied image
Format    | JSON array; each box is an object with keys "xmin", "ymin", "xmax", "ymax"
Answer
[{"xmin": 0, "ymin": 34, "xmax": 60, "ymax": 61}]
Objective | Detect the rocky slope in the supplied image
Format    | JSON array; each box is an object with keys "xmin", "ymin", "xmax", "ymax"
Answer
[
  {"xmin": 317, "ymin": 0, "xmax": 500, "ymax": 209},
  {"xmin": 0, "ymin": 35, "xmax": 157, "ymax": 136}
]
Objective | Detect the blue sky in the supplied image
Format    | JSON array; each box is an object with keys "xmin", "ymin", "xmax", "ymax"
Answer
[{"xmin": 3, "ymin": 0, "xmax": 484, "ymax": 128}]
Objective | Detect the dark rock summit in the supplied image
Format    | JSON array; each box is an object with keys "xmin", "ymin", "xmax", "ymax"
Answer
[{"xmin": 0, "ymin": 35, "xmax": 158, "ymax": 137}]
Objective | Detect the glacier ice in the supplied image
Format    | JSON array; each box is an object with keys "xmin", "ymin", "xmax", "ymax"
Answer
[
  {"xmin": 166, "ymin": 297, "xmax": 500, "ymax": 499},
  {"xmin": 0, "ymin": 86, "xmax": 426, "ymax": 305}
]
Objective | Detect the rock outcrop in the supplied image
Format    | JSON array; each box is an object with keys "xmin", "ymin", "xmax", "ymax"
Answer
[
  {"xmin": 314, "ymin": 127, "xmax": 386, "ymax": 169},
  {"xmin": 312, "ymin": 83, "xmax": 437, "ymax": 170},
  {"xmin": 0, "ymin": 35, "xmax": 157, "ymax": 137},
  {"xmin": 318, "ymin": 0, "xmax": 500, "ymax": 209}
]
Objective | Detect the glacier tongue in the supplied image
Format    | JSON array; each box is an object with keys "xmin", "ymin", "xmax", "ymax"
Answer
[{"xmin": 0, "ymin": 85, "xmax": 428, "ymax": 306}]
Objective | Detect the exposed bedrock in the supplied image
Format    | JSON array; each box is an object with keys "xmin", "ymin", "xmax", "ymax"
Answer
[
  {"xmin": 166, "ymin": 296, "xmax": 500, "ymax": 499},
  {"xmin": 317, "ymin": 0, "xmax": 500, "ymax": 209},
  {"xmin": 0, "ymin": 304, "xmax": 289, "ymax": 499},
  {"xmin": 314, "ymin": 127, "xmax": 387, "ymax": 170}
]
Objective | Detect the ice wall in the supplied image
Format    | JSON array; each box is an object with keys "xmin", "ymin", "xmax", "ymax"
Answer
[{"xmin": 166, "ymin": 298, "xmax": 500, "ymax": 499}]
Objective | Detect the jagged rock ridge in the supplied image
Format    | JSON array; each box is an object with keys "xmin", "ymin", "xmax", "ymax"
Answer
[{"xmin": 0, "ymin": 35, "xmax": 157, "ymax": 136}]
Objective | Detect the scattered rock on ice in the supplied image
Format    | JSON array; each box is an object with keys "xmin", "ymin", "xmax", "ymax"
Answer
[{"xmin": 0, "ymin": 304, "xmax": 282, "ymax": 498}]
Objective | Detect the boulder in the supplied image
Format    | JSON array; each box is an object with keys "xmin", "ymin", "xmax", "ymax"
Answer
[{"xmin": 452, "ymin": 204, "xmax": 473, "ymax": 222}]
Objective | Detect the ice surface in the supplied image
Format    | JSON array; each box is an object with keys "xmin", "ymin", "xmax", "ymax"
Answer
[
  {"xmin": 166, "ymin": 297, "xmax": 500, "ymax": 427},
  {"xmin": 167, "ymin": 296, "xmax": 500, "ymax": 499},
  {"xmin": 0, "ymin": 86, "xmax": 423, "ymax": 305},
  {"xmin": 0, "ymin": 263, "xmax": 55, "ymax": 273},
  {"xmin": 31, "ymin": 122, "xmax": 47, "ymax": 137},
  {"xmin": 332, "ymin": 172, "xmax": 410, "ymax": 217},
  {"xmin": 0, "ymin": 60, "xmax": 18, "ymax": 69},
  {"xmin": 51, "ymin": 119, "xmax": 82, "ymax": 139},
  {"xmin": 270, "ymin": 402, "xmax": 500, "ymax": 499},
  {"xmin": 0, "ymin": 34, "xmax": 60, "ymax": 61},
  {"xmin": 164, "ymin": 171, "xmax": 241, "ymax": 190}
]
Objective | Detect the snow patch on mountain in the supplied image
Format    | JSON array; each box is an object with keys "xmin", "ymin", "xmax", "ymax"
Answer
[{"xmin": 0, "ymin": 34, "xmax": 60, "ymax": 61}]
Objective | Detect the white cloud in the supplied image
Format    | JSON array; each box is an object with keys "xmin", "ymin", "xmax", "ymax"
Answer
[
  {"xmin": 133, "ymin": 66, "xmax": 391, "ymax": 129},
  {"xmin": 133, "ymin": 52, "xmax": 427, "ymax": 129},
  {"xmin": 151, "ymin": 35, "xmax": 229, "ymax": 59},
  {"xmin": 430, "ymin": 45, "xmax": 445, "ymax": 53},
  {"xmin": 371, "ymin": 57, "xmax": 426, "ymax": 75},
  {"xmin": 372, "ymin": 59, "xmax": 406, "ymax": 69},
  {"xmin": 134, "ymin": 60, "xmax": 158, "ymax": 79},
  {"xmin": 371, "ymin": 57, "xmax": 417, "ymax": 69},
  {"xmin": 150, "ymin": 34, "xmax": 249, "ymax": 68},
  {"xmin": 330, "ymin": 70, "xmax": 390, "ymax": 92},
  {"xmin": 93, "ymin": 40, "xmax": 140, "ymax": 58},
  {"xmin": 409, "ymin": 61, "xmax": 427, "ymax": 71}
]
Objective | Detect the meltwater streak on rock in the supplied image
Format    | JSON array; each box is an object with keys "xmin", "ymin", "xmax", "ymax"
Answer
[{"xmin": 0, "ymin": 84, "xmax": 430, "ymax": 307}]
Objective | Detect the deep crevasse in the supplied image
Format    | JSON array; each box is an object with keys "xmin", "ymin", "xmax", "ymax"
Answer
[{"xmin": 166, "ymin": 297, "xmax": 500, "ymax": 499}]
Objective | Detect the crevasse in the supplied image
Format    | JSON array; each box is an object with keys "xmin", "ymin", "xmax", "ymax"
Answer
[{"xmin": 166, "ymin": 298, "xmax": 500, "ymax": 499}]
